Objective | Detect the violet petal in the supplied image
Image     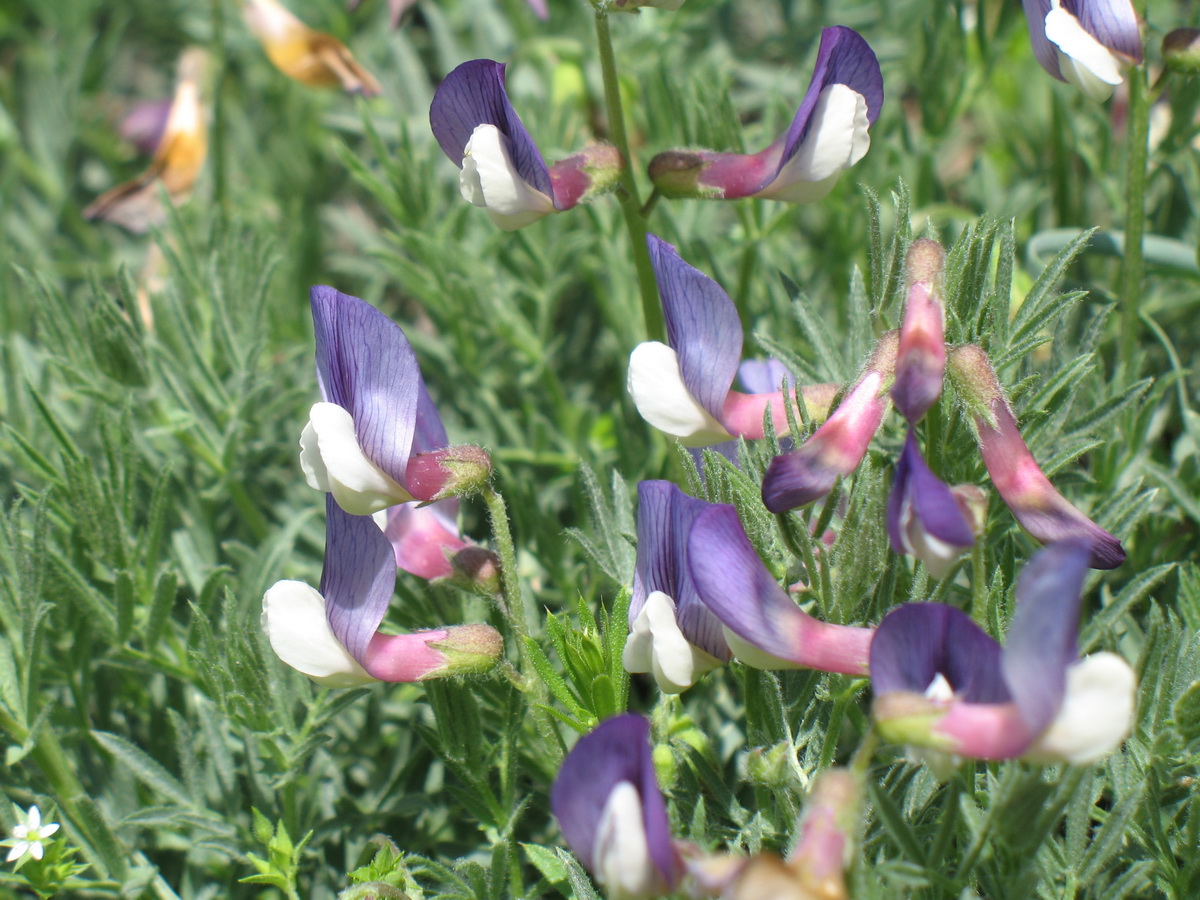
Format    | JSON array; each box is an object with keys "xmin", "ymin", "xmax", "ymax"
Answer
[
  {"xmin": 870, "ymin": 603, "xmax": 1010, "ymax": 703},
  {"xmin": 777, "ymin": 26, "xmax": 884, "ymax": 172},
  {"xmin": 1022, "ymin": 0, "xmax": 1064, "ymax": 79},
  {"xmin": 686, "ymin": 504, "xmax": 810, "ymax": 662},
  {"xmin": 311, "ymin": 286, "xmax": 420, "ymax": 488},
  {"xmin": 1002, "ymin": 539, "xmax": 1090, "ymax": 734},
  {"xmin": 550, "ymin": 714, "xmax": 679, "ymax": 889},
  {"xmin": 888, "ymin": 431, "xmax": 976, "ymax": 552},
  {"xmin": 632, "ymin": 481, "xmax": 730, "ymax": 661},
  {"xmin": 737, "ymin": 358, "xmax": 794, "ymax": 394},
  {"xmin": 320, "ymin": 495, "xmax": 396, "ymax": 664},
  {"xmin": 1066, "ymin": 0, "xmax": 1143, "ymax": 62},
  {"xmin": 647, "ymin": 235, "xmax": 743, "ymax": 421},
  {"xmin": 429, "ymin": 60, "xmax": 554, "ymax": 200}
]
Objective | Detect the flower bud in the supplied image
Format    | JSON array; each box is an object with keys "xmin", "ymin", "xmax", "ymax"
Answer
[
  {"xmin": 405, "ymin": 444, "xmax": 492, "ymax": 502},
  {"xmin": 1163, "ymin": 29, "xmax": 1200, "ymax": 74},
  {"xmin": 647, "ymin": 151, "xmax": 724, "ymax": 199},
  {"xmin": 421, "ymin": 624, "xmax": 504, "ymax": 679},
  {"xmin": 549, "ymin": 144, "xmax": 626, "ymax": 208}
]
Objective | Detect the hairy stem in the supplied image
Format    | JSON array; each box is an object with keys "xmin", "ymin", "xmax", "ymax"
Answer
[{"xmin": 594, "ymin": 10, "xmax": 665, "ymax": 343}]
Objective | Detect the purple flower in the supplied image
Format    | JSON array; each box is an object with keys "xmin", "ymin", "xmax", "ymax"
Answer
[
  {"xmin": 870, "ymin": 540, "xmax": 1135, "ymax": 763},
  {"xmin": 551, "ymin": 715, "xmax": 681, "ymax": 899},
  {"xmin": 647, "ymin": 27, "xmax": 882, "ymax": 203},
  {"xmin": 430, "ymin": 60, "xmax": 623, "ymax": 229},
  {"xmin": 623, "ymin": 482, "xmax": 732, "ymax": 694},
  {"xmin": 1022, "ymin": 0, "xmax": 1143, "ymax": 100},
  {"xmin": 887, "ymin": 430, "xmax": 980, "ymax": 578},
  {"xmin": 628, "ymin": 236, "xmax": 839, "ymax": 446},
  {"xmin": 299, "ymin": 286, "xmax": 490, "ymax": 516},
  {"xmin": 262, "ymin": 497, "xmax": 502, "ymax": 685},
  {"xmin": 948, "ymin": 344, "xmax": 1124, "ymax": 569},
  {"xmin": 891, "ymin": 239, "xmax": 947, "ymax": 424},
  {"xmin": 687, "ymin": 504, "xmax": 873, "ymax": 675},
  {"xmin": 761, "ymin": 332, "xmax": 898, "ymax": 512}
]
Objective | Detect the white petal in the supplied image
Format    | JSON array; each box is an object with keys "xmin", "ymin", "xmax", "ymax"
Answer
[
  {"xmin": 5, "ymin": 843, "xmax": 26, "ymax": 862},
  {"xmin": 10, "ymin": 827, "xmax": 28, "ymax": 841},
  {"xmin": 38, "ymin": 824, "xmax": 58, "ymax": 839},
  {"xmin": 722, "ymin": 626, "xmax": 805, "ymax": 670},
  {"xmin": 593, "ymin": 781, "xmax": 660, "ymax": 900},
  {"xmin": 261, "ymin": 580, "xmax": 377, "ymax": 687},
  {"xmin": 28, "ymin": 842, "xmax": 43, "ymax": 861},
  {"xmin": 1045, "ymin": 6, "xmax": 1124, "ymax": 100},
  {"xmin": 622, "ymin": 591, "xmax": 721, "ymax": 694},
  {"xmin": 1024, "ymin": 652, "xmax": 1136, "ymax": 765},
  {"xmin": 627, "ymin": 342, "xmax": 732, "ymax": 447},
  {"xmin": 460, "ymin": 125, "xmax": 555, "ymax": 231},
  {"xmin": 758, "ymin": 84, "xmax": 871, "ymax": 203},
  {"xmin": 301, "ymin": 402, "xmax": 412, "ymax": 516}
]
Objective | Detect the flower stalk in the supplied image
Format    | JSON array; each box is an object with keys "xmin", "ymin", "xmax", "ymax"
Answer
[
  {"xmin": 594, "ymin": 10, "xmax": 665, "ymax": 344},
  {"xmin": 1119, "ymin": 62, "xmax": 1149, "ymax": 372}
]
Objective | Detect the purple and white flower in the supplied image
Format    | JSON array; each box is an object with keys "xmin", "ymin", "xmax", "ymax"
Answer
[
  {"xmin": 551, "ymin": 715, "xmax": 681, "ymax": 900},
  {"xmin": 628, "ymin": 236, "xmax": 839, "ymax": 447},
  {"xmin": 688, "ymin": 504, "xmax": 874, "ymax": 675},
  {"xmin": 430, "ymin": 60, "xmax": 623, "ymax": 229},
  {"xmin": 1022, "ymin": 0, "xmax": 1143, "ymax": 101},
  {"xmin": 299, "ymin": 286, "xmax": 490, "ymax": 517},
  {"xmin": 887, "ymin": 430, "xmax": 980, "ymax": 579},
  {"xmin": 870, "ymin": 540, "xmax": 1136, "ymax": 764},
  {"xmin": 623, "ymin": 482, "xmax": 731, "ymax": 694},
  {"xmin": 262, "ymin": 497, "xmax": 501, "ymax": 686},
  {"xmin": 648, "ymin": 27, "xmax": 882, "ymax": 203}
]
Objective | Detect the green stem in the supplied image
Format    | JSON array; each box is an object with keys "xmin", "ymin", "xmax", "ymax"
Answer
[
  {"xmin": 850, "ymin": 727, "xmax": 878, "ymax": 777},
  {"xmin": 970, "ymin": 537, "xmax": 988, "ymax": 623},
  {"xmin": 593, "ymin": 10, "xmax": 664, "ymax": 343},
  {"xmin": 1119, "ymin": 65, "xmax": 1150, "ymax": 372},
  {"xmin": 210, "ymin": 0, "xmax": 227, "ymax": 215},
  {"xmin": 482, "ymin": 485, "xmax": 530, "ymax": 642}
]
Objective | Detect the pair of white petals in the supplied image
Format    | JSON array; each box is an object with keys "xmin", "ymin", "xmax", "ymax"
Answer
[
  {"xmin": 623, "ymin": 592, "xmax": 722, "ymax": 694},
  {"xmin": 1044, "ymin": 1, "xmax": 1129, "ymax": 100},
  {"xmin": 592, "ymin": 781, "xmax": 663, "ymax": 900},
  {"xmin": 459, "ymin": 124, "xmax": 555, "ymax": 230},
  {"xmin": 758, "ymin": 83, "xmax": 872, "ymax": 203},
  {"xmin": 261, "ymin": 580, "xmax": 377, "ymax": 687},
  {"xmin": 299, "ymin": 401, "xmax": 415, "ymax": 515}
]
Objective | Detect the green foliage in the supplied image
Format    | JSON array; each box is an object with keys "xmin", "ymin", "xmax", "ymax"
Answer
[{"xmin": 0, "ymin": 0, "xmax": 1197, "ymax": 897}]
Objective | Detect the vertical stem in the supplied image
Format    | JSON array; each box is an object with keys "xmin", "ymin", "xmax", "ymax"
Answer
[
  {"xmin": 1119, "ymin": 65, "xmax": 1149, "ymax": 373},
  {"xmin": 970, "ymin": 537, "xmax": 988, "ymax": 623},
  {"xmin": 482, "ymin": 485, "xmax": 531, "ymax": 642},
  {"xmin": 210, "ymin": 0, "xmax": 227, "ymax": 214},
  {"xmin": 594, "ymin": 10, "xmax": 665, "ymax": 343}
]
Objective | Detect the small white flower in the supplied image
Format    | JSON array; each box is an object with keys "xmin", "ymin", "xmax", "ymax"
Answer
[{"xmin": 5, "ymin": 805, "xmax": 59, "ymax": 863}]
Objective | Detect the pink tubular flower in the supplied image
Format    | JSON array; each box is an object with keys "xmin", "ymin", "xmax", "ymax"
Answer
[
  {"xmin": 891, "ymin": 239, "xmax": 947, "ymax": 424},
  {"xmin": 948, "ymin": 344, "xmax": 1124, "ymax": 569},
  {"xmin": 761, "ymin": 332, "xmax": 898, "ymax": 512}
]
